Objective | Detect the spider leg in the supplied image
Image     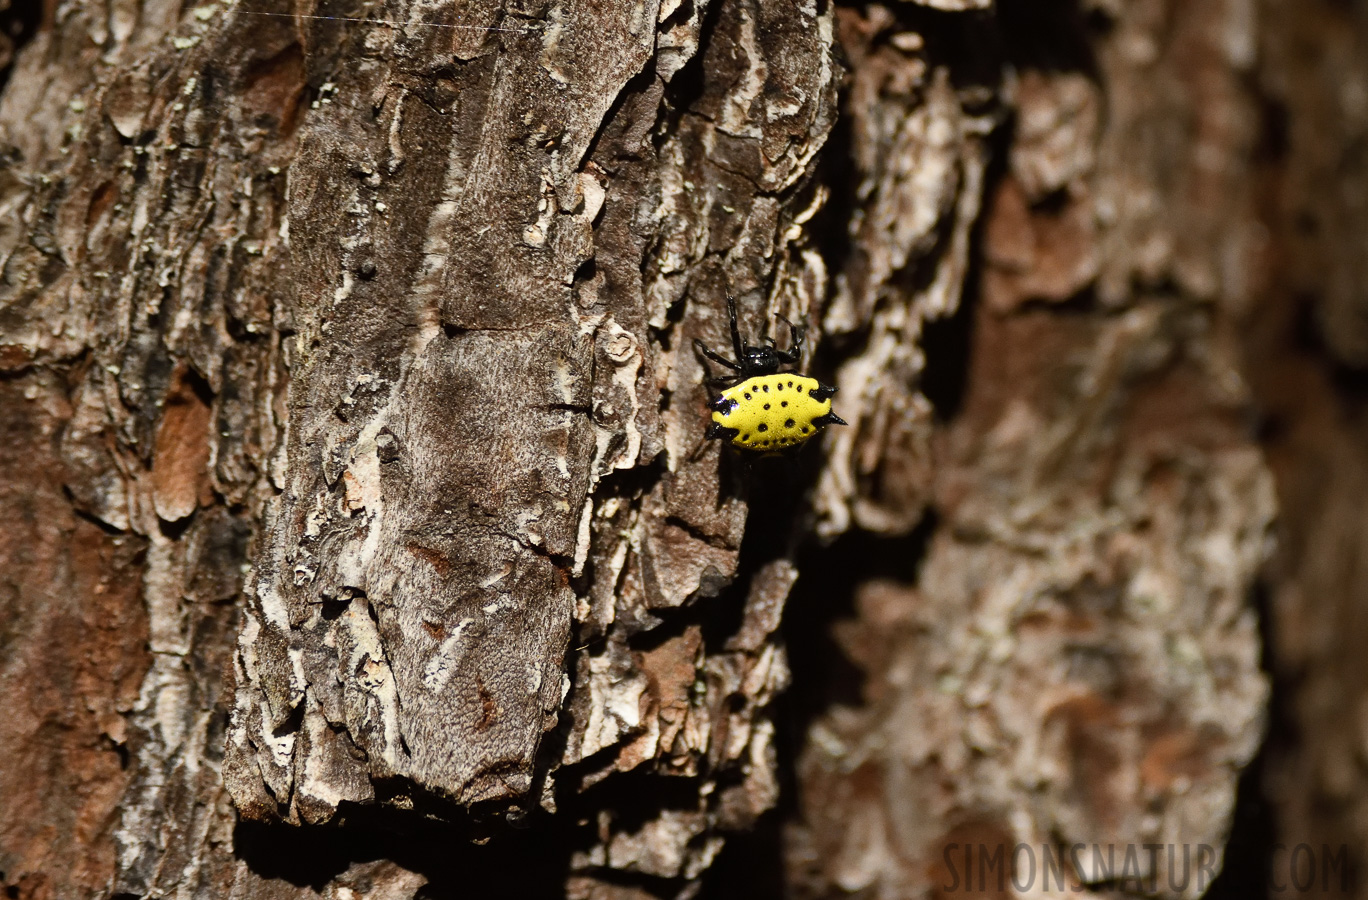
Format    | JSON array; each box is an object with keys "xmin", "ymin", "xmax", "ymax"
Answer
[
  {"xmin": 693, "ymin": 338, "xmax": 742, "ymax": 371},
  {"xmin": 775, "ymin": 313, "xmax": 804, "ymax": 365},
  {"xmin": 727, "ymin": 296, "xmax": 746, "ymax": 363},
  {"xmin": 707, "ymin": 374, "xmax": 746, "ymax": 389}
]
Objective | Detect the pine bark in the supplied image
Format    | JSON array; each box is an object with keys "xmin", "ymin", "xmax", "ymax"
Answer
[
  {"xmin": 788, "ymin": 2, "xmax": 1274, "ymax": 896},
  {"xmin": 0, "ymin": 0, "xmax": 1351, "ymax": 898},
  {"xmin": 1252, "ymin": 1, "xmax": 1368, "ymax": 894}
]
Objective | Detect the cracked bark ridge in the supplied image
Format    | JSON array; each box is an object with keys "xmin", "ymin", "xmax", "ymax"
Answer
[
  {"xmin": 224, "ymin": 0, "xmax": 839, "ymax": 878},
  {"xmin": 0, "ymin": 0, "xmax": 836, "ymax": 893},
  {"xmin": 1, "ymin": 0, "xmax": 294, "ymax": 893},
  {"xmin": 814, "ymin": 6, "xmax": 998, "ymax": 539},
  {"xmin": 789, "ymin": 2, "xmax": 1274, "ymax": 897}
]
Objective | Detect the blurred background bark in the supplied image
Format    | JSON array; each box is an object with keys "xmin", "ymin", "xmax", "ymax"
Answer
[{"xmin": 0, "ymin": 0, "xmax": 1362, "ymax": 897}]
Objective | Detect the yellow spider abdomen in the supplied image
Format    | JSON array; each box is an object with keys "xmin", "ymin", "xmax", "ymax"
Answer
[{"xmin": 710, "ymin": 374, "xmax": 831, "ymax": 451}]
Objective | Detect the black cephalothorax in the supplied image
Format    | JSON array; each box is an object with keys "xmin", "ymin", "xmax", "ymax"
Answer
[{"xmin": 693, "ymin": 297, "xmax": 805, "ymax": 387}]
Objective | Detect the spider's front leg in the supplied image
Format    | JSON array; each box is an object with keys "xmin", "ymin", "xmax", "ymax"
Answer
[
  {"xmin": 693, "ymin": 338, "xmax": 742, "ymax": 372},
  {"xmin": 726, "ymin": 296, "xmax": 747, "ymax": 363},
  {"xmin": 707, "ymin": 374, "xmax": 746, "ymax": 392},
  {"xmin": 775, "ymin": 313, "xmax": 804, "ymax": 365}
]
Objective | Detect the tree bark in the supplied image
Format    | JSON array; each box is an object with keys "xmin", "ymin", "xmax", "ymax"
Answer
[
  {"xmin": 1251, "ymin": 2, "xmax": 1368, "ymax": 895},
  {"xmin": 787, "ymin": 2, "xmax": 1274, "ymax": 897},
  {"xmin": 2, "ymin": 0, "xmax": 838, "ymax": 894},
  {"xmin": 0, "ymin": 0, "xmax": 1352, "ymax": 897}
]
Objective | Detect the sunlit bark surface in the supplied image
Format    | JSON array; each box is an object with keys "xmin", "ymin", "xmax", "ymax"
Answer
[{"xmin": 0, "ymin": 0, "xmax": 1356, "ymax": 897}]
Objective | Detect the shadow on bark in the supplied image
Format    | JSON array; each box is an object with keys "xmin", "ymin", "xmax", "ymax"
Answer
[{"xmin": 234, "ymin": 815, "xmax": 576, "ymax": 899}]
